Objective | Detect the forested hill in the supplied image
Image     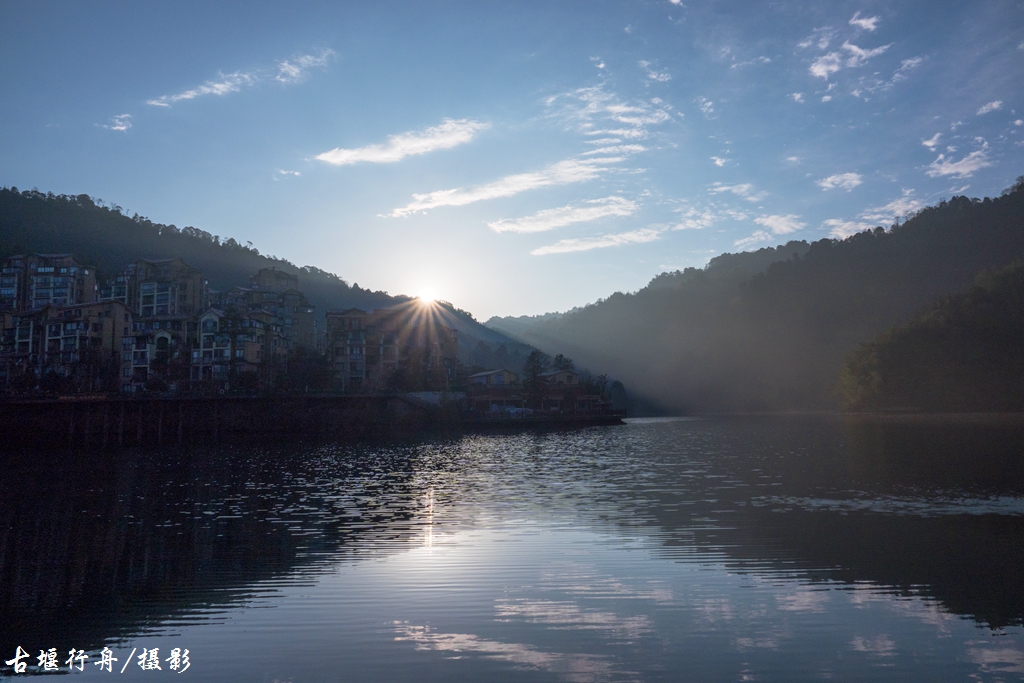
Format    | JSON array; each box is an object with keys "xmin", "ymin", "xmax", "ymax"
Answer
[
  {"xmin": 496, "ymin": 179, "xmax": 1024, "ymax": 413},
  {"xmin": 0, "ymin": 187, "xmax": 532, "ymax": 364},
  {"xmin": 839, "ymin": 261, "xmax": 1024, "ymax": 412}
]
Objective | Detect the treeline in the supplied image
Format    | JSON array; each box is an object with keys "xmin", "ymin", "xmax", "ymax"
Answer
[
  {"xmin": 839, "ymin": 261, "xmax": 1024, "ymax": 412},
  {"xmin": 495, "ymin": 178, "xmax": 1024, "ymax": 413},
  {"xmin": 0, "ymin": 187, "xmax": 531, "ymax": 367},
  {"xmin": 0, "ymin": 187, "xmax": 398, "ymax": 310}
]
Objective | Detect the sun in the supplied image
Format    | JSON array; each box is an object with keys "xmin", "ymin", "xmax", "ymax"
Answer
[{"xmin": 417, "ymin": 288, "xmax": 437, "ymax": 304}]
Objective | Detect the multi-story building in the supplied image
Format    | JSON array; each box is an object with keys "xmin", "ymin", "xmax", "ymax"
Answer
[
  {"xmin": 190, "ymin": 307, "xmax": 286, "ymax": 389},
  {"xmin": 99, "ymin": 257, "xmax": 207, "ymax": 318},
  {"xmin": 0, "ymin": 254, "xmax": 96, "ymax": 312},
  {"xmin": 0, "ymin": 301, "xmax": 132, "ymax": 393},
  {"xmin": 215, "ymin": 267, "xmax": 316, "ymax": 351},
  {"xmin": 325, "ymin": 302, "xmax": 458, "ymax": 392},
  {"xmin": 99, "ymin": 258, "xmax": 207, "ymax": 391}
]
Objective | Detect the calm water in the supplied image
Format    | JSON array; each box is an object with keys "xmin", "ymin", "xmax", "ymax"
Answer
[{"xmin": 3, "ymin": 416, "xmax": 1024, "ymax": 682}]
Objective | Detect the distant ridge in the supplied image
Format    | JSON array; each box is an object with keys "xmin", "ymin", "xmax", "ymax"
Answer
[{"xmin": 490, "ymin": 178, "xmax": 1024, "ymax": 413}]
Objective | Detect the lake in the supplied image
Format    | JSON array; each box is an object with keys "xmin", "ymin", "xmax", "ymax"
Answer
[{"xmin": 3, "ymin": 415, "xmax": 1024, "ymax": 681}]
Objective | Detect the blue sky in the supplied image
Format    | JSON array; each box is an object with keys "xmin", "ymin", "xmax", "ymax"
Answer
[{"xmin": 2, "ymin": 1, "xmax": 1023, "ymax": 319}]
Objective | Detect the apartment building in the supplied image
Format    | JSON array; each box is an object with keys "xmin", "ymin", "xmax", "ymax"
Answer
[
  {"xmin": 190, "ymin": 307, "xmax": 286, "ymax": 389},
  {"xmin": 0, "ymin": 253, "xmax": 96, "ymax": 312},
  {"xmin": 0, "ymin": 300, "xmax": 132, "ymax": 393},
  {"xmin": 325, "ymin": 302, "xmax": 458, "ymax": 392}
]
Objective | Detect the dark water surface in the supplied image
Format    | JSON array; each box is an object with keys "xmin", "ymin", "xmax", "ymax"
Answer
[{"xmin": 3, "ymin": 416, "xmax": 1024, "ymax": 681}]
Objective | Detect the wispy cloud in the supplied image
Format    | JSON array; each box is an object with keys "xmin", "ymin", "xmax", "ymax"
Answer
[
  {"xmin": 755, "ymin": 214, "xmax": 806, "ymax": 234},
  {"xmin": 709, "ymin": 182, "xmax": 767, "ymax": 202},
  {"xmin": 977, "ymin": 100, "xmax": 1003, "ymax": 115},
  {"xmin": 581, "ymin": 144, "xmax": 647, "ymax": 156},
  {"xmin": 547, "ymin": 84, "xmax": 673, "ymax": 140},
  {"xmin": 488, "ymin": 196, "xmax": 636, "ymax": 233},
  {"xmin": 922, "ymin": 133, "xmax": 942, "ymax": 149},
  {"xmin": 672, "ymin": 205, "xmax": 749, "ymax": 230},
  {"xmin": 711, "ymin": 156, "xmax": 729, "ymax": 167},
  {"xmin": 275, "ymin": 49, "xmax": 335, "ymax": 84},
  {"xmin": 273, "ymin": 169, "xmax": 301, "ymax": 181},
  {"xmin": 697, "ymin": 97, "xmax": 715, "ymax": 117},
  {"xmin": 147, "ymin": 49, "xmax": 333, "ymax": 107},
  {"xmin": 317, "ymin": 119, "xmax": 489, "ymax": 166},
  {"xmin": 817, "ymin": 172, "xmax": 863, "ymax": 191},
  {"xmin": 798, "ymin": 27, "xmax": 838, "ymax": 51},
  {"xmin": 531, "ymin": 228, "xmax": 662, "ymax": 255},
  {"xmin": 790, "ymin": 92, "xmax": 805, "ymax": 103},
  {"xmin": 734, "ymin": 230, "xmax": 773, "ymax": 249},
  {"xmin": 390, "ymin": 156, "xmax": 623, "ymax": 217},
  {"xmin": 860, "ymin": 189, "xmax": 924, "ymax": 223},
  {"xmin": 730, "ymin": 56, "xmax": 772, "ymax": 69},
  {"xmin": 926, "ymin": 150, "xmax": 991, "ymax": 178},
  {"xmin": 849, "ymin": 12, "xmax": 880, "ymax": 31},
  {"xmin": 810, "ymin": 41, "xmax": 891, "ymax": 79},
  {"xmin": 823, "ymin": 218, "xmax": 875, "ymax": 238},
  {"xmin": 147, "ymin": 71, "xmax": 258, "ymax": 107},
  {"xmin": 98, "ymin": 114, "xmax": 132, "ymax": 132},
  {"xmin": 639, "ymin": 60, "xmax": 672, "ymax": 82}
]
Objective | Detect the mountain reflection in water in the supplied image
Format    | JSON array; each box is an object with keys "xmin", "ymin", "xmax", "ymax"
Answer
[{"xmin": 1, "ymin": 415, "xmax": 1023, "ymax": 681}]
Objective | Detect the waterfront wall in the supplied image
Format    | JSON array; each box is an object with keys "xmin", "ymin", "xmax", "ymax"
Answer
[{"xmin": 0, "ymin": 395, "xmax": 448, "ymax": 448}]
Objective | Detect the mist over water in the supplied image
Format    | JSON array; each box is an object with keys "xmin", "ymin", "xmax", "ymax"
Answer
[{"xmin": 3, "ymin": 416, "xmax": 1024, "ymax": 681}]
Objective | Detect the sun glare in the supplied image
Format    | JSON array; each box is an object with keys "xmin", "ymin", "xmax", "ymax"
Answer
[{"xmin": 417, "ymin": 289, "xmax": 437, "ymax": 304}]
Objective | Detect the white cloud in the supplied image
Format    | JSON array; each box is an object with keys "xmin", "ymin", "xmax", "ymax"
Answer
[
  {"xmin": 891, "ymin": 57, "xmax": 923, "ymax": 84},
  {"xmin": 786, "ymin": 156, "xmax": 801, "ymax": 163},
  {"xmin": 810, "ymin": 41, "xmax": 891, "ymax": 79},
  {"xmin": 1015, "ymin": 120, "xmax": 1024, "ymax": 126},
  {"xmin": 755, "ymin": 214, "xmax": 806, "ymax": 234},
  {"xmin": 977, "ymin": 100, "xmax": 1003, "ymax": 115},
  {"xmin": 823, "ymin": 218, "xmax": 875, "ymax": 238},
  {"xmin": 671, "ymin": 205, "xmax": 748, "ymax": 230},
  {"xmin": 99, "ymin": 114, "xmax": 132, "ymax": 132},
  {"xmin": 549, "ymin": 84, "xmax": 673, "ymax": 139},
  {"xmin": 274, "ymin": 169, "xmax": 301, "ymax": 180},
  {"xmin": 821, "ymin": 95, "xmax": 833, "ymax": 102},
  {"xmin": 697, "ymin": 97, "xmax": 715, "ymax": 117},
  {"xmin": 922, "ymin": 133, "xmax": 942, "ymax": 149},
  {"xmin": 843, "ymin": 41, "xmax": 892, "ymax": 67},
  {"xmin": 317, "ymin": 119, "xmax": 489, "ymax": 166},
  {"xmin": 810, "ymin": 52, "xmax": 844, "ymax": 79},
  {"xmin": 798, "ymin": 27, "xmax": 837, "ymax": 50},
  {"xmin": 734, "ymin": 230, "xmax": 773, "ymax": 249},
  {"xmin": 926, "ymin": 150, "xmax": 991, "ymax": 178},
  {"xmin": 581, "ymin": 144, "xmax": 647, "ymax": 156},
  {"xmin": 531, "ymin": 228, "xmax": 662, "ymax": 255},
  {"xmin": 488, "ymin": 196, "xmax": 636, "ymax": 234},
  {"xmin": 147, "ymin": 71, "xmax": 258, "ymax": 107},
  {"xmin": 730, "ymin": 56, "xmax": 771, "ymax": 69},
  {"xmin": 709, "ymin": 182, "xmax": 767, "ymax": 202},
  {"xmin": 390, "ymin": 156, "xmax": 622, "ymax": 217},
  {"xmin": 860, "ymin": 190, "xmax": 924, "ymax": 223},
  {"xmin": 275, "ymin": 49, "xmax": 335, "ymax": 84},
  {"xmin": 790, "ymin": 93, "xmax": 805, "ymax": 103},
  {"xmin": 711, "ymin": 156, "xmax": 729, "ymax": 167},
  {"xmin": 849, "ymin": 12, "xmax": 880, "ymax": 31},
  {"xmin": 639, "ymin": 60, "xmax": 672, "ymax": 82},
  {"xmin": 817, "ymin": 172, "xmax": 863, "ymax": 191}
]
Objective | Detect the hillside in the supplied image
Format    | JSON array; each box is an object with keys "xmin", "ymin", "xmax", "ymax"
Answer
[
  {"xmin": 839, "ymin": 261, "xmax": 1024, "ymax": 412},
  {"xmin": 492, "ymin": 179, "xmax": 1024, "ymax": 413},
  {"xmin": 0, "ymin": 187, "xmax": 532, "ymax": 366}
]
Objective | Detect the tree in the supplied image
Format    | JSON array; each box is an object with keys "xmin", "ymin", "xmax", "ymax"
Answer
[
  {"xmin": 552, "ymin": 354, "xmax": 575, "ymax": 371},
  {"xmin": 522, "ymin": 350, "xmax": 550, "ymax": 409}
]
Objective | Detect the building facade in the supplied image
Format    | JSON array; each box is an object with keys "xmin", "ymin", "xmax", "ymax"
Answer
[
  {"xmin": 325, "ymin": 302, "xmax": 458, "ymax": 392},
  {"xmin": 1, "ymin": 253, "xmax": 96, "ymax": 312}
]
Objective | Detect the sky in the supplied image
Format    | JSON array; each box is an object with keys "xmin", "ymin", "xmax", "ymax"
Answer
[{"xmin": 2, "ymin": 1, "xmax": 1023, "ymax": 320}]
